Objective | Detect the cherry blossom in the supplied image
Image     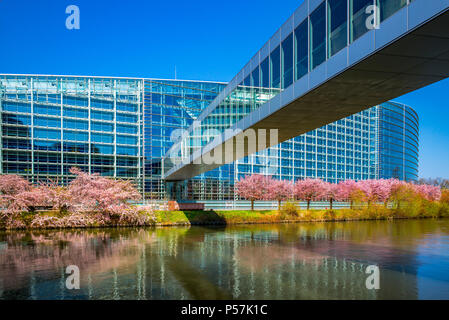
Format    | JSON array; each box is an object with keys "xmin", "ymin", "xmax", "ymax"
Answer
[
  {"xmin": 235, "ymin": 175, "xmax": 271, "ymax": 210},
  {"xmin": 294, "ymin": 179, "xmax": 326, "ymax": 210},
  {"xmin": 266, "ymin": 179, "xmax": 294, "ymax": 210}
]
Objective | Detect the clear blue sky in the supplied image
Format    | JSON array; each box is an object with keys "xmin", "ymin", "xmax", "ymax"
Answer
[{"xmin": 0, "ymin": 0, "xmax": 448, "ymax": 179}]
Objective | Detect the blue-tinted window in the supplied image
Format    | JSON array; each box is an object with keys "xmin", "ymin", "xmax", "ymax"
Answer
[
  {"xmin": 295, "ymin": 19, "xmax": 309, "ymax": 80},
  {"xmin": 91, "ymin": 156, "xmax": 114, "ymax": 165},
  {"xmin": 351, "ymin": 0, "xmax": 374, "ymax": 42},
  {"xmin": 261, "ymin": 57, "xmax": 270, "ymax": 88},
  {"xmin": 91, "ymin": 144, "xmax": 113, "ymax": 154},
  {"xmin": 91, "ymin": 110, "xmax": 113, "ymax": 121},
  {"xmin": 379, "ymin": 0, "xmax": 407, "ymax": 22},
  {"xmin": 63, "ymin": 96, "xmax": 88, "ymax": 107},
  {"xmin": 34, "ymin": 140, "xmax": 60, "ymax": 151},
  {"xmin": 64, "ymin": 130, "xmax": 88, "ymax": 142},
  {"xmin": 3, "ymin": 163, "xmax": 32, "ymax": 174},
  {"xmin": 2, "ymin": 114, "xmax": 31, "ymax": 125},
  {"xmin": 117, "ymin": 146, "xmax": 137, "ymax": 156},
  {"xmin": 310, "ymin": 2, "xmax": 326, "ymax": 69},
  {"xmin": 117, "ymin": 157, "xmax": 138, "ymax": 167},
  {"xmin": 270, "ymin": 46, "xmax": 281, "ymax": 88},
  {"xmin": 117, "ymin": 135, "xmax": 138, "ymax": 145},
  {"xmin": 63, "ymin": 142, "xmax": 89, "ymax": 153},
  {"xmin": 117, "ymin": 124, "xmax": 137, "ymax": 134},
  {"xmin": 91, "ymin": 99, "xmax": 113, "ymax": 110},
  {"xmin": 34, "ymin": 105, "xmax": 60, "ymax": 116},
  {"xmin": 117, "ymin": 102, "xmax": 138, "ymax": 113},
  {"xmin": 64, "ymin": 119, "xmax": 88, "ymax": 130},
  {"xmin": 151, "ymin": 93, "xmax": 162, "ymax": 104},
  {"xmin": 63, "ymin": 107, "xmax": 88, "ymax": 118},
  {"xmin": 2, "ymin": 126, "xmax": 31, "ymax": 137},
  {"xmin": 2, "ymin": 102, "xmax": 31, "ymax": 113},
  {"xmin": 34, "ymin": 128, "xmax": 61, "ymax": 140},
  {"xmin": 117, "ymin": 113, "xmax": 137, "ymax": 123},
  {"xmin": 3, "ymin": 138, "xmax": 32, "ymax": 150},
  {"xmin": 328, "ymin": 0, "xmax": 348, "ymax": 57},
  {"xmin": 251, "ymin": 66, "xmax": 260, "ymax": 88},
  {"xmin": 35, "ymin": 117, "xmax": 60, "ymax": 128},
  {"xmin": 91, "ymin": 122, "xmax": 113, "ymax": 132},
  {"xmin": 282, "ymin": 33, "xmax": 294, "ymax": 89},
  {"xmin": 91, "ymin": 133, "xmax": 114, "ymax": 143}
]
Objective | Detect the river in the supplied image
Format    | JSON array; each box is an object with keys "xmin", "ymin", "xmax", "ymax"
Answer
[{"xmin": 1, "ymin": 219, "xmax": 449, "ymax": 299}]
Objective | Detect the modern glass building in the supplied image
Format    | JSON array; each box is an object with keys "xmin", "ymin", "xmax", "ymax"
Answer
[
  {"xmin": 0, "ymin": 74, "xmax": 418, "ymax": 202},
  {"xmin": 376, "ymin": 102, "xmax": 419, "ymax": 181},
  {"xmin": 0, "ymin": 75, "xmax": 143, "ymax": 188}
]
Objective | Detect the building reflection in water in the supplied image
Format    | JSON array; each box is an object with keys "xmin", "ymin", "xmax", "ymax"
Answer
[{"xmin": 1, "ymin": 220, "xmax": 449, "ymax": 300}]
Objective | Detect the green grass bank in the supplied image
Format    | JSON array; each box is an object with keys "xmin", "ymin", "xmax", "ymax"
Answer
[
  {"xmin": 154, "ymin": 202, "xmax": 449, "ymax": 226},
  {"xmin": 2, "ymin": 201, "xmax": 449, "ymax": 230}
]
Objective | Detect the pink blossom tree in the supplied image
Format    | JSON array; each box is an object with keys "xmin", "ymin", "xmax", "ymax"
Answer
[
  {"xmin": 357, "ymin": 179, "xmax": 392, "ymax": 207},
  {"xmin": 322, "ymin": 182, "xmax": 341, "ymax": 210},
  {"xmin": 40, "ymin": 180, "xmax": 72, "ymax": 214},
  {"xmin": 294, "ymin": 178, "xmax": 326, "ymax": 210},
  {"xmin": 0, "ymin": 175, "xmax": 37, "ymax": 217},
  {"xmin": 337, "ymin": 180, "xmax": 362, "ymax": 209},
  {"xmin": 389, "ymin": 180, "xmax": 416, "ymax": 208},
  {"xmin": 266, "ymin": 178, "xmax": 294, "ymax": 210},
  {"xmin": 0, "ymin": 186, "xmax": 49, "ymax": 218},
  {"xmin": 235, "ymin": 174, "xmax": 270, "ymax": 211},
  {"xmin": 0, "ymin": 174, "xmax": 31, "ymax": 196},
  {"xmin": 67, "ymin": 167, "xmax": 142, "ymax": 217},
  {"xmin": 414, "ymin": 184, "xmax": 442, "ymax": 201}
]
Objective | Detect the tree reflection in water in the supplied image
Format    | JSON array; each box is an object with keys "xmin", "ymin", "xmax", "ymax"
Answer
[{"xmin": 0, "ymin": 219, "xmax": 448, "ymax": 300}]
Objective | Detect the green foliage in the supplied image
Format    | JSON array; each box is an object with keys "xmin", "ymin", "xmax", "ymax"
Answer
[
  {"xmin": 279, "ymin": 202, "xmax": 300, "ymax": 220},
  {"xmin": 322, "ymin": 210, "xmax": 336, "ymax": 220}
]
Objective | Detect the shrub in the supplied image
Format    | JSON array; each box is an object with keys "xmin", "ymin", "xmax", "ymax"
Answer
[
  {"xmin": 440, "ymin": 189, "xmax": 449, "ymax": 204},
  {"xmin": 279, "ymin": 201, "xmax": 299, "ymax": 219},
  {"xmin": 4, "ymin": 218, "xmax": 26, "ymax": 230},
  {"xmin": 118, "ymin": 206, "xmax": 156, "ymax": 226},
  {"xmin": 322, "ymin": 210, "xmax": 336, "ymax": 220},
  {"xmin": 30, "ymin": 216, "xmax": 63, "ymax": 229},
  {"xmin": 60, "ymin": 213, "xmax": 97, "ymax": 228},
  {"xmin": 439, "ymin": 203, "xmax": 449, "ymax": 217}
]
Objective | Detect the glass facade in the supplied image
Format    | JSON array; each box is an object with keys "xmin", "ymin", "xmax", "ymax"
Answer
[
  {"xmin": 0, "ymin": 74, "xmax": 418, "ymax": 201},
  {"xmin": 0, "ymin": 75, "xmax": 143, "ymax": 187},
  {"xmin": 142, "ymin": 79, "xmax": 229, "ymax": 200},
  {"xmin": 377, "ymin": 102, "xmax": 419, "ymax": 181}
]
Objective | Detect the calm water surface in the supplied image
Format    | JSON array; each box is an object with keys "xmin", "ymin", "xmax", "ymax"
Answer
[{"xmin": 1, "ymin": 219, "xmax": 449, "ymax": 300}]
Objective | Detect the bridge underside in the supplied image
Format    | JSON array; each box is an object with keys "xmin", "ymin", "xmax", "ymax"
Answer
[{"xmin": 165, "ymin": 8, "xmax": 449, "ymax": 181}]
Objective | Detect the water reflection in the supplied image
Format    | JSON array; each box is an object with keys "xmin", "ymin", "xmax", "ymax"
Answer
[{"xmin": 1, "ymin": 220, "xmax": 449, "ymax": 300}]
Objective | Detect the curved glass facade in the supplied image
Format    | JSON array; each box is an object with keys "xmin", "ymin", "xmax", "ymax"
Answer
[
  {"xmin": 377, "ymin": 102, "xmax": 419, "ymax": 182},
  {"xmin": 0, "ymin": 74, "xmax": 419, "ymax": 201}
]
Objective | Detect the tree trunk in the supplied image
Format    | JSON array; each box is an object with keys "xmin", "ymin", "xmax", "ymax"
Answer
[
  {"xmin": 330, "ymin": 198, "xmax": 333, "ymax": 211},
  {"xmin": 350, "ymin": 200, "xmax": 353, "ymax": 210},
  {"xmin": 278, "ymin": 200, "xmax": 281, "ymax": 211},
  {"xmin": 251, "ymin": 199, "xmax": 254, "ymax": 211},
  {"xmin": 307, "ymin": 200, "xmax": 311, "ymax": 210}
]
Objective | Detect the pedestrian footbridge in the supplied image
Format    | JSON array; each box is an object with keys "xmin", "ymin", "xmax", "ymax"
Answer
[{"xmin": 164, "ymin": 0, "xmax": 449, "ymax": 181}]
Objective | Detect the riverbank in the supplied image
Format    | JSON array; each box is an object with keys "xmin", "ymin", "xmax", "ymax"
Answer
[
  {"xmin": 2, "ymin": 202, "xmax": 449, "ymax": 230},
  {"xmin": 154, "ymin": 205, "xmax": 449, "ymax": 226}
]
